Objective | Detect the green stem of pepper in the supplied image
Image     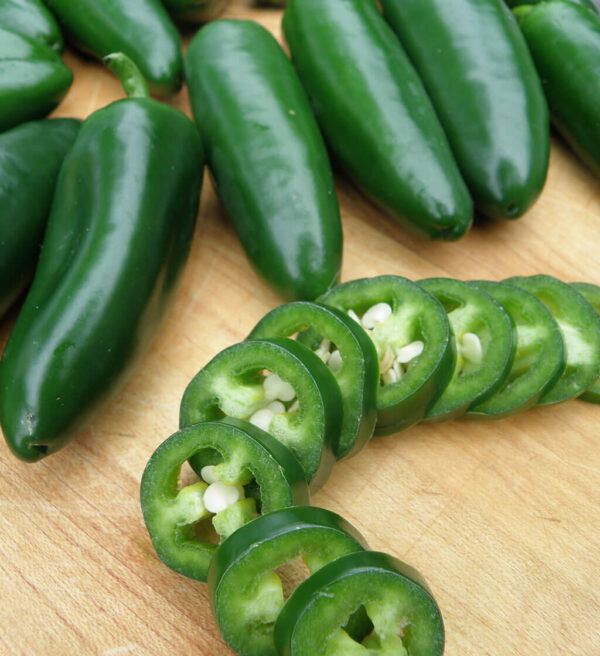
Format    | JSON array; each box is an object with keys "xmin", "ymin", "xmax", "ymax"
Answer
[{"xmin": 104, "ymin": 52, "xmax": 149, "ymax": 99}]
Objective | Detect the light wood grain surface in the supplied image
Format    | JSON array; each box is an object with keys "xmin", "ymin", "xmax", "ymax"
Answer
[{"xmin": 1, "ymin": 1, "xmax": 599, "ymax": 654}]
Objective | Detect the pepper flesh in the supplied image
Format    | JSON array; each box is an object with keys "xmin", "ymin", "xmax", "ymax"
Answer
[{"xmin": 570, "ymin": 282, "xmax": 600, "ymax": 403}]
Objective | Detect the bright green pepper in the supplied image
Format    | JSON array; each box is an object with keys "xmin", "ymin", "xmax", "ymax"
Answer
[
  {"xmin": 0, "ymin": 0, "xmax": 64, "ymax": 51},
  {"xmin": 184, "ymin": 19, "xmax": 343, "ymax": 301},
  {"xmin": 274, "ymin": 551, "xmax": 445, "ymax": 656},
  {"xmin": 0, "ymin": 55, "xmax": 204, "ymax": 462},
  {"xmin": 140, "ymin": 417, "xmax": 309, "ymax": 582},
  {"xmin": 0, "ymin": 118, "xmax": 80, "ymax": 319},
  {"xmin": 570, "ymin": 282, "xmax": 600, "ymax": 403},
  {"xmin": 0, "ymin": 26, "xmax": 73, "ymax": 132},
  {"xmin": 283, "ymin": 0, "xmax": 473, "ymax": 241},
  {"xmin": 381, "ymin": 0, "xmax": 549, "ymax": 219},
  {"xmin": 507, "ymin": 0, "xmax": 597, "ymax": 12},
  {"xmin": 159, "ymin": 0, "xmax": 226, "ymax": 23}
]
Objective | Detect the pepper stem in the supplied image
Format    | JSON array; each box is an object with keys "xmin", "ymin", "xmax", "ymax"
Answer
[
  {"xmin": 103, "ymin": 52, "xmax": 149, "ymax": 99},
  {"xmin": 512, "ymin": 5, "xmax": 535, "ymax": 24}
]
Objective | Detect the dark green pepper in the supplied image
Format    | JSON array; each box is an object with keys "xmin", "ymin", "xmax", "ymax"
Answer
[
  {"xmin": 0, "ymin": 55, "xmax": 204, "ymax": 462},
  {"xmin": 159, "ymin": 0, "xmax": 226, "ymax": 23},
  {"xmin": 140, "ymin": 417, "xmax": 309, "ymax": 582},
  {"xmin": 0, "ymin": 118, "xmax": 79, "ymax": 319},
  {"xmin": 570, "ymin": 282, "xmax": 600, "ymax": 403},
  {"xmin": 0, "ymin": 26, "xmax": 73, "ymax": 132},
  {"xmin": 184, "ymin": 19, "xmax": 343, "ymax": 301},
  {"xmin": 0, "ymin": 0, "xmax": 64, "ymax": 51},
  {"xmin": 507, "ymin": 0, "xmax": 597, "ymax": 12},
  {"xmin": 381, "ymin": 0, "xmax": 549, "ymax": 219},
  {"xmin": 274, "ymin": 551, "xmax": 445, "ymax": 656},
  {"xmin": 44, "ymin": 0, "xmax": 183, "ymax": 96},
  {"xmin": 283, "ymin": 0, "xmax": 473, "ymax": 241}
]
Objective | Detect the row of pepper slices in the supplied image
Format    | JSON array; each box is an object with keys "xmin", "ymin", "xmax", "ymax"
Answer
[{"xmin": 141, "ymin": 273, "xmax": 600, "ymax": 655}]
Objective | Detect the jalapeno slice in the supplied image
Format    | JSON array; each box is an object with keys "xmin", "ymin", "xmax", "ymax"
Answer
[
  {"xmin": 140, "ymin": 418, "xmax": 309, "ymax": 582},
  {"xmin": 418, "ymin": 278, "xmax": 515, "ymax": 422},
  {"xmin": 274, "ymin": 550, "xmax": 444, "ymax": 656},
  {"xmin": 179, "ymin": 338, "xmax": 341, "ymax": 490},
  {"xmin": 507, "ymin": 275, "xmax": 600, "ymax": 405},
  {"xmin": 466, "ymin": 280, "xmax": 564, "ymax": 419},
  {"xmin": 247, "ymin": 301, "xmax": 378, "ymax": 460},
  {"xmin": 571, "ymin": 282, "xmax": 600, "ymax": 403},
  {"xmin": 320, "ymin": 276, "xmax": 455, "ymax": 434},
  {"xmin": 208, "ymin": 506, "xmax": 367, "ymax": 656}
]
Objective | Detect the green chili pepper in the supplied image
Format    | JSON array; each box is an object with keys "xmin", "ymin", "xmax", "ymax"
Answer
[
  {"xmin": 179, "ymin": 337, "xmax": 341, "ymax": 491},
  {"xmin": 247, "ymin": 301, "xmax": 378, "ymax": 460},
  {"xmin": 506, "ymin": 275, "xmax": 600, "ymax": 405},
  {"xmin": 274, "ymin": 550, "xmax": 445, "ymax": 656},
  {"xmin": 43, "ymin": 0, "xmax": 183, "ymax": 97},
  {"xmin": 283, "ymin": 0, "xmax": 473, "ymax": 241},
  {"xmin": 418, "ymin": 278, "xmax": 516, "ymax": 422},
  {"xmin": 159, "ymin": 0, "xmax": 226, "ymax": 23},
  {"xmin": 0, "ymin": 26, "xmax": 73, "ymax": 132},
  {"xmin": 184, "ymin": 19, "xmax": 343, "ymax": 301},
  {"xmin": 514, "ymin": 0, "xmax": 600, "ymax": 178},
  {"xmin": 208, "ymin": 506, "xmax": 368, "ymax": 656},
  {"xmin": 0, "ymin": 118, "xmax": 80, "ymax": 319},
  {"xmin": 381, "ymin": 0, "xmax": 549, "ymax": 219},
  {"xmin": 140, "ymin": 417, "xmax": 309, "ymax": 583},
  {"xmin": 570, "ymin": 282, "xmax": 600, "ymax": 403},
  {"xmin": 466, "ymin": 280, "xmax": 564, "ymax": 419},
  {"xmin": 0, "ymin": 0, "xmax": 64, "ymax": 51},
  {"xmin": 321, "ymin": 276, "xmax": 456, "ymax": 434},
  {"xmin": 0, "ymin": 54, "xmax": 204, "ymax": 463},
  {"xmin": 507, "ymin": 0, "xmax": 597, "ymax": 12}
]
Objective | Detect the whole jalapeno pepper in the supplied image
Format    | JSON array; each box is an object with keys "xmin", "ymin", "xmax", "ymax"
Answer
[
  {"xmin": 159, "ymin": 0, "xmax": 226, "ymax": 23},
  {"xmin": 0, "ymin": 26, "xmax": 73, "ymax": 132},
  {"xmin": 247, "ymin": 301, "xmax": 378, "ymax": 460},
  {"xmin": 179, "ymin": 337, "xmax": 342, "ymax": 491},
  {"xmin": 0, "ymin": 0, "xmax": 64, "ymax": 51},
  {"xmin": 283, "ymin": 0, "xmax": 473, "ymax": 241},
  {"xmin": 380, "ymin": 0, "xmax": 549, "ymax": 219},
  {"xmin": 507, "ymin": 0, "xmax": 597, "ymax": 12},
  {"xmin": 140, "ymin": 417, "xmax": 309, "ymax": 582},
  {"xmin": 274, "ymin": 550, "xmax": 445, "ymax": 656},
  {"xmin": 0, "ymin": 54, "xmax": 204, "ymax": 463},
  {"xmin": 570, "ymin": 282, "xmax": 600, "ymax": 403},
  {"xmin": 43, "ymin": 0, "xmax": 183, "ymax": 96},
  {"xmin": 514, "ymin": 1, "xmax": 600, "ymax": 177},
  {"xmin": 184, "ymin": 19, "xmax": 343, "ymax": 301},
  {"xmin": 208, "ymin": 506, "xmax": 368, "ymax": 656},
  {"xmin": 0, "ymin": 118, "xmax": 80, "ymax": 319}
]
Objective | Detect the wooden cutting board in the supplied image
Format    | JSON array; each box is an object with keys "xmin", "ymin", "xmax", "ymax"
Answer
[{"xmin": 1, "ymin": 1, "xmax": 599, "ymax": 654}]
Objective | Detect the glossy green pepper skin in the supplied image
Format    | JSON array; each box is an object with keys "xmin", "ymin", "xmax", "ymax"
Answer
[
  {"xmin": 43, "ymin": 0, "xmax": 183, "ymax": 96},
  {"xmin": 283, "ymin": 0, "xmax": 473, "ymax": 241},
  {"xmin": 0, "ymin": 118, "xmax": 80, "ymax": 319},
  {"xmin": 185, "ymin": 20, "xmax": 343, "ymax": 301},
  {"xmin": 0, "ymin": 0, "xmax": 64, "ymax": 51},
  {"xmin": 0, "ymin": 98, "xmax": 204, "ymax": 462},
  {"xmin": 507, "ymin": 0, "xmax": 597, "ymax": 12},
  {"xmin": 381, "ymin": 0, "xmax": 549, "ymax": 219},
  {"xmin": 515, "ymin": 1, "xmax": 600, "ymax": 177},
  {"xmin": 0, "ymin": 26, "xmax": 73, "ymax": 132},
  {"xmin": 160, "ymin": 0, "xmax": 226, "ymax": 23},
  {"xmin": 570, "ymin": 282, "xmax": 600, "ymax": 403}
]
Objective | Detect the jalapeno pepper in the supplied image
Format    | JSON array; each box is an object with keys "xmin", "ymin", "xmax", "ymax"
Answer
[
  {"xmin": 320, "ymin": 276, "xmax": 456, "ymax": 434},
  {"xmin": 0, "ymin": 118, "xmax": 80, "ymax": 319},
  {"xmin": 160, "ymin": 0, "xmax": 226, "ymax": 23},
  {"xmin": 570, "ymin": 282, "xmax": 600, "ymax": 403},
  {"xmin": 381, "ymin": 0, "xmax": 549, "ymax": 219},
  {"xmin": 44, "ymin": 0, "xmax": 183, "ymax": 97},
  {"xmin": 180, "ymin": 337, "xmax": 341, "ymax": 490},
  {"xmin": 140, "ymin": 417, "xmax": 309, "ymax": 582},
  {"xmin": 184, "ymin": 19, "xmax": 343, "ymax": 301},
  {"xmin": 507, "ymin": 0, "xmax": 598, "ymax": 11},
  {"xmin": 418, "ymin": 278, "xmax": 516, "ymax": 422},
  {"xmin": 274, "ymin": 550, "xmax": 445, "ymax": 656},
  {"xmin": 466, "ymin": 280, "xmax": 564, "ymax": 419},
  {"xmin": 0, "ymin": 54, "xmax": 204, "ymax": 463},
  {"xmin": 247, "ymin": 301, "xmax": 378, "ymax": 460},
  {"xmin": 0, "ymin": 0, "xmax": 64, "ymax": 51},
  {"xmin": 0, "ymin": 26, "xmax": 73, "ymax": 132},
  {"xmin": 514, "ymin": 1, "xmax": 600, "ymax": 178},
  {"xmin": 505, "ymin": 275, "xmax": 600, "ymax": 405},
  {"xmin": 283, "ymin": 0, "xmax": 473, "ymax": 241},
  {"xmin": 208, "ymin": 506, "xmax": 368, "ymax": 656}
]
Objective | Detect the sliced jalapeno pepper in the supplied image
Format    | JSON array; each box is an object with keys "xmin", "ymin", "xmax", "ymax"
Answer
[
  {"xmin": 466, "ymin": 280, "xmax": 564, "ymax": 419},
  {"xmin": 179, "ymin": 338, "xmax": 341, "ymax": 490},
  {"xmin": 208, "ymin": 506, "xmax": 368, "ymax": 656},
  {"xmin": 418, "ymin": 278, "xmax": 515, "ymax": 422},
  {"xmin": 321, "ymin": 276, "xmax": 455, "ymax": 434},
  {"xmin": 140, "ymin": 417, "xmax": 309, "ymax": 582},
  {"xmin": 247, "ymin": 301, "xmax": 378, "ymax": 460},
  {"xmin": 505, "ymin": 275, "xmax": 600, "ymax": 405},
  {"xmin": 274, "ymin": 550, "xmax": 444, "ymax": 656},
  {"xmin": 0, "ymin": 0, "xmax": 64, "ymax": 51},
  {"xmin": 570, "ymin": 282, "xmax": 600, "ymax": 403}
]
